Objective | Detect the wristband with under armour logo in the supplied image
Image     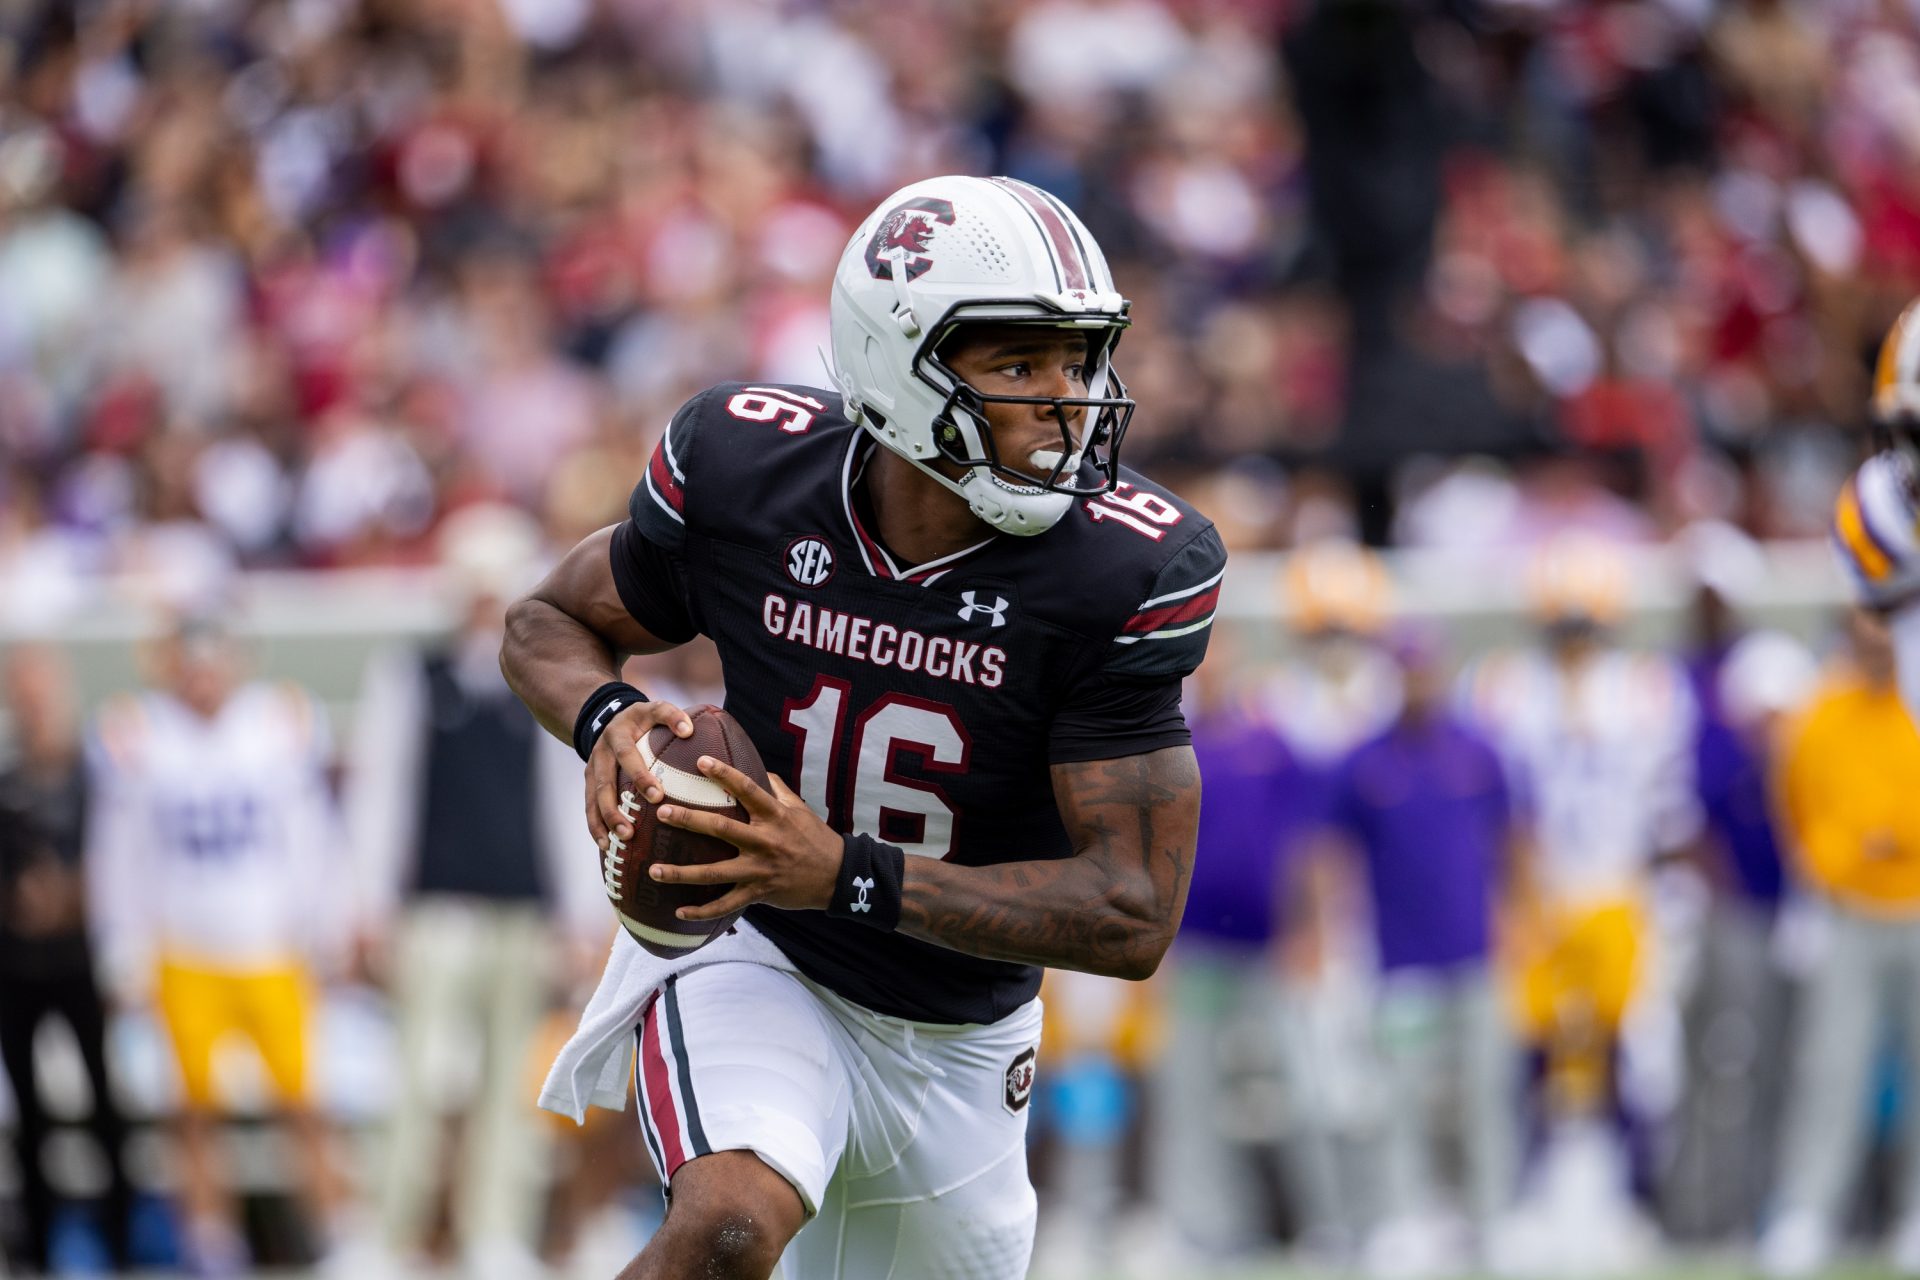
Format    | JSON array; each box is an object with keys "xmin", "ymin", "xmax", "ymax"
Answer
[
  {"xmin": 572, "ymin": 681, "xmax": 646, "ymax": 762},
  {"xmin": 828, "ymin": 833, "xmax": 905, "ymax": 932}
]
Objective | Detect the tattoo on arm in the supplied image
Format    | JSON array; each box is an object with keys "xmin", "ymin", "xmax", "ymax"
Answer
[{"xmin": 896, "ymin": 747, "xmax": 1201, "ymax": 980}]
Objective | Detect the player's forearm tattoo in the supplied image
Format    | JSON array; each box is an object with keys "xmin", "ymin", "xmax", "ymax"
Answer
[{"xmin": 896, "ymin": 747, "xmax": 1201, "ymax": 980}]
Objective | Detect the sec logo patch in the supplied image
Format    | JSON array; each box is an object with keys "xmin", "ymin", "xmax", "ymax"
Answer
[
  {"xmin": 1004, "ymin": 1046, "xmax": 1037, "ymax": 1114},
  {"xmin": 785, "ymin": 537, "xmax": 835, "ymax": 588}
]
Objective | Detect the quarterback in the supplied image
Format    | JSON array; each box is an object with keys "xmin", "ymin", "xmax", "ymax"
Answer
[
  {"xmin": 1834, "ymin": 298, "xmax": 1920, "ymax": 715},
  {"xmin": 502, "ymin": 176, "xmax": 1222, "ymax": 1279}
]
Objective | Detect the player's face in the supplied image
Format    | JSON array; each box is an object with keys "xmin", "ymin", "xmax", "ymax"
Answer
[
  {"xmin": 3, "ymin": 644, "xmax": 74, "ymax": 748},
  {"xmin": 1544, "ymin": 615, "xmax": 1603, "ymax": 662},
  {"xmin": 942, "ymin": 326, "xmax": 1092, "ymax": 485},
  {"xmin": 162, "ymin": 629, "xmax": 241, "ymax": 716}
]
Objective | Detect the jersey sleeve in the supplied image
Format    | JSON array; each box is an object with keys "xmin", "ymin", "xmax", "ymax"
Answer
[
  {"xmin": 1833, "ymin": 453, "xmax": 1920, "ymax": 611},
  {"xmin": 1103, "ymin": 524, "xmax": 1228, "ymax": 680},
  {"xmin": 1046, "ymin": 524, "xmax": 1228, "ymax": 763},
  {"xmin": 1047, "ymin": 675, "xmax": 1189, "ymax": 764},
  {"xmin": 608, "ymin": 523, "xmax": 698, "ymax": 644},
  {"xmin": 612, "ymin": 391, "xmax": 715, "ymax": 644},
  {"xmin": 629, "ymin": 389, "xmax": 713, "ymax": 551}
]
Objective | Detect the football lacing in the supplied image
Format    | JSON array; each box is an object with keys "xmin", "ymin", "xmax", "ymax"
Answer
[{"xmin": 603, "ymin": 790, "xmax": 642, "ymax": 898}]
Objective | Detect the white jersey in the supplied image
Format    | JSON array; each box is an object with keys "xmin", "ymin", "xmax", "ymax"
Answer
[
  {"xmin": 1260, "ymin": 645, "xmax": 1404, "ymax": 768},
  {"xmin": 1462, "ymin": 648, "xmax": 1700, "ymax": 906},
  {"xmin": 1834, "ymin": 451, "xmax": 1920, "ymax": 716},
  {"xmin": 87, "ymin": 683, "xmax": 346, "ymax": 987}
]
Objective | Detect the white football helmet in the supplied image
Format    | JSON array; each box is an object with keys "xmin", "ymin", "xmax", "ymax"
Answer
[{"xmin": 829, "ymin": 175, "xmax": 1133, "ymax": 535}]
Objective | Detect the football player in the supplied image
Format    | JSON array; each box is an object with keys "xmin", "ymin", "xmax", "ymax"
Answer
[
  {"xmin": 505, "ymin": 176, "xmax": 1223, "ymax": 1279},
  {"xmin": 1833, "ymin": 297, "xmax": 1920, "ymax": 716},
  {"xmin": 1458, "ymin": 534, "xmax": 1699, "ymax": 1266},
  {"xmin": 87, "ymin": 615, "xmax": 354, "ymax": 1276}
]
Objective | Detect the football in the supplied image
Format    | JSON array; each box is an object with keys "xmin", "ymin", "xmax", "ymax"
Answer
[{"xmin": 603, "ymin": 704, "xmax": 767, "ymax": 959}]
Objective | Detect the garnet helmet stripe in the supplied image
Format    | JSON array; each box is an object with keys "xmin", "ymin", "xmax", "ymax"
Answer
[
  {"xmin": 1029, "ymin": 182, "xmax": 1101, "ymax": 290},
  {"xmin": 990, "ymin": 177, "xmax": 1089, "ymax": 290}
]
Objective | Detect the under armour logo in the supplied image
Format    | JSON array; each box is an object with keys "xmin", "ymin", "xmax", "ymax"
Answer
[
  {"xmin": 957, "ymin": 591, "xmax": 1010, "ymax": 627},
  {"xmin": 591, "ymin": 699, "xmax": 625, "ymax": 735},
  {"xmin": 851, "ymin": 875, "xmax": 875, "ymax": 913}
]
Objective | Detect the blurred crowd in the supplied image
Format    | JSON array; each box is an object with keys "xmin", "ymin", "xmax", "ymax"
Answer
[{"xmin": 6, "ymin": 0, "xmax": 1920, "ymax": 619}]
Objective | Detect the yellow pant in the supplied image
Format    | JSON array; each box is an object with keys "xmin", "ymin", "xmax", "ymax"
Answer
[
  {"xmin": 1508, "ymin": 898, "xmax": 1645, "ymax": 1111},
  {"xmin": 1511, "ymin": 898, "xmax": 1645, "ymax": 1039},
  {"xmin": 156, "ymin": 957, "xmax": 313, "ymax": 1109}
]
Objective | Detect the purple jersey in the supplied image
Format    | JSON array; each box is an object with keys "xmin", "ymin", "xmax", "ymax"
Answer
[
  {"xmin": 1329, "ymin": 715, "xmax": 1509, "ymax": 973},
  {"xmin": 1182, "ymin": 704, "xmax": 1304, "ymax": 947}
]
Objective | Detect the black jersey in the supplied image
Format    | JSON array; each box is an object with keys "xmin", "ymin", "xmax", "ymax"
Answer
[{"xmin": 610, "ymin": 382, "xmax": 1226, "ymax": 1024}]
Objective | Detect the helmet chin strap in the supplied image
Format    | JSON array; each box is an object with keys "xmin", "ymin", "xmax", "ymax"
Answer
[
  {"xmin": 945, "ymin": 412, "xmax": 1085, "ymax": 536},
  {"xmin": 960, "ymin": 467, "xmax": 1075, "ymax": 536},
  {"xmin": 866, "ymin": 428, "xmax": 1075, "ymax": 536}
]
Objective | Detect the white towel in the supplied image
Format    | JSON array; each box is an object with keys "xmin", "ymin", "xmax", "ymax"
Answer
[{"xmin": 537, "ymin": 918, "xmax": 798, "ymax": 1121}]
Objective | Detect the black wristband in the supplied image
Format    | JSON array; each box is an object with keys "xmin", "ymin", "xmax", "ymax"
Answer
[
  {"xmin": 573, "ymin": 681, "xmax": 646, "ymax": 762},
  {"xmin": 827, "ymin": 833, "xmax": 906, "ymax": 931}
]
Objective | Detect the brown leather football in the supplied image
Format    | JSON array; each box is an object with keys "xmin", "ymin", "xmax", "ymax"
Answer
[{"xmin": 603, "ymin": 704, "xmax": 768, "ymax": 958}]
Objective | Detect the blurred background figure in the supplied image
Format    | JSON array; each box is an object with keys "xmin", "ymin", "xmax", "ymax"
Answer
[
  {"xmin": 1258, "ymin": 539, "xmax": 1405, "ymax": 1260},
  {"xmin": 1761, "ymin": 609, "xmax": 1920, "ymax": 1278},
  {"xmin": 1146, "ymin": 632, "xmax": 1309, "ymax": 1270},
  {"xmin": 1312, "ymin": 625, "xmax": 1524, "ymax": 1278},
  {"xmin": 345, "ymin": 503, "xmax": 607, "ymax": 1280},
  {"xmin": 0, "ymin": 644, "xmax": 133, "ymax": 1274},
  {"xmin": 87, "ymin": 615, "xmax": 351, "ymax": 1276},
  {"xmin": 1263, "ymin": 542, "xmax": 1403, "ymax": 768},
  {"xmin": 1029, "ymin": 969, "xmax": 1160, "ymax": 1280},
  {"xmin": 1461, "ymin": 533, "xmax": 1700, "ymax": 1271},
  {"xmin": 1665, "ymin": 620, "xmax": 1817, "ymax": 1242}
]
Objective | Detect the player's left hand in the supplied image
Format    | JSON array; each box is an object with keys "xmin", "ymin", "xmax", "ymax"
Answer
[{"xmin": 651, "ymin": 758, "xmax": 843, "ymax": 920}]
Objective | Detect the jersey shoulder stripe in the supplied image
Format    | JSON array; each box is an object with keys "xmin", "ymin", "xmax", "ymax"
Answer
[
  {"xmin": 1103, "ymin": 521, "xmax": 1227, "ymax": 681},
  {"xmin": 1120, "ymin": 570, "xmax": 1224, "ymax": 636},
  {"xmin": 629, "ymin": 382, "xmax": 848, "ymax": 552},
  {"xmin": 646, "ymin": 432, "xmax": 686, "ymax": 522},
  {"xmin": 632, "ymin": 389, "xmax": 716, "ymax": 549}
]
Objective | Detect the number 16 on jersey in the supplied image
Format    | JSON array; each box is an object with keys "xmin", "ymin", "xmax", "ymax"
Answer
[{"xmin": 782, "ymin": 677, "xmax": 972, "ymax": 860}]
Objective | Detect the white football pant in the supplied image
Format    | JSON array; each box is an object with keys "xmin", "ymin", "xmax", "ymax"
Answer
[{"xmin": 632, "ymin": 960, "xmax": 1043, "ymax": 1280}]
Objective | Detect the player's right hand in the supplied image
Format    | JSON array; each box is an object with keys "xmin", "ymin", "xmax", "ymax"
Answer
[{"xmin": 585, "ymin": 698, "xmax": 695, "ymax": 852}]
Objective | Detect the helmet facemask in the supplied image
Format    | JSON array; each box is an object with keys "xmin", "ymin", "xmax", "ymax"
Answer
[{"xmin": 902, "ymin": 307, "xmax": 1133, "ymax": 531}]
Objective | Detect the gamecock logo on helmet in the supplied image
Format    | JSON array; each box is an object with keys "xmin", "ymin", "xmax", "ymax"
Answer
[{"xmin": 865, "ymin": 197, "xmax": 956, "ymax": 282}]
